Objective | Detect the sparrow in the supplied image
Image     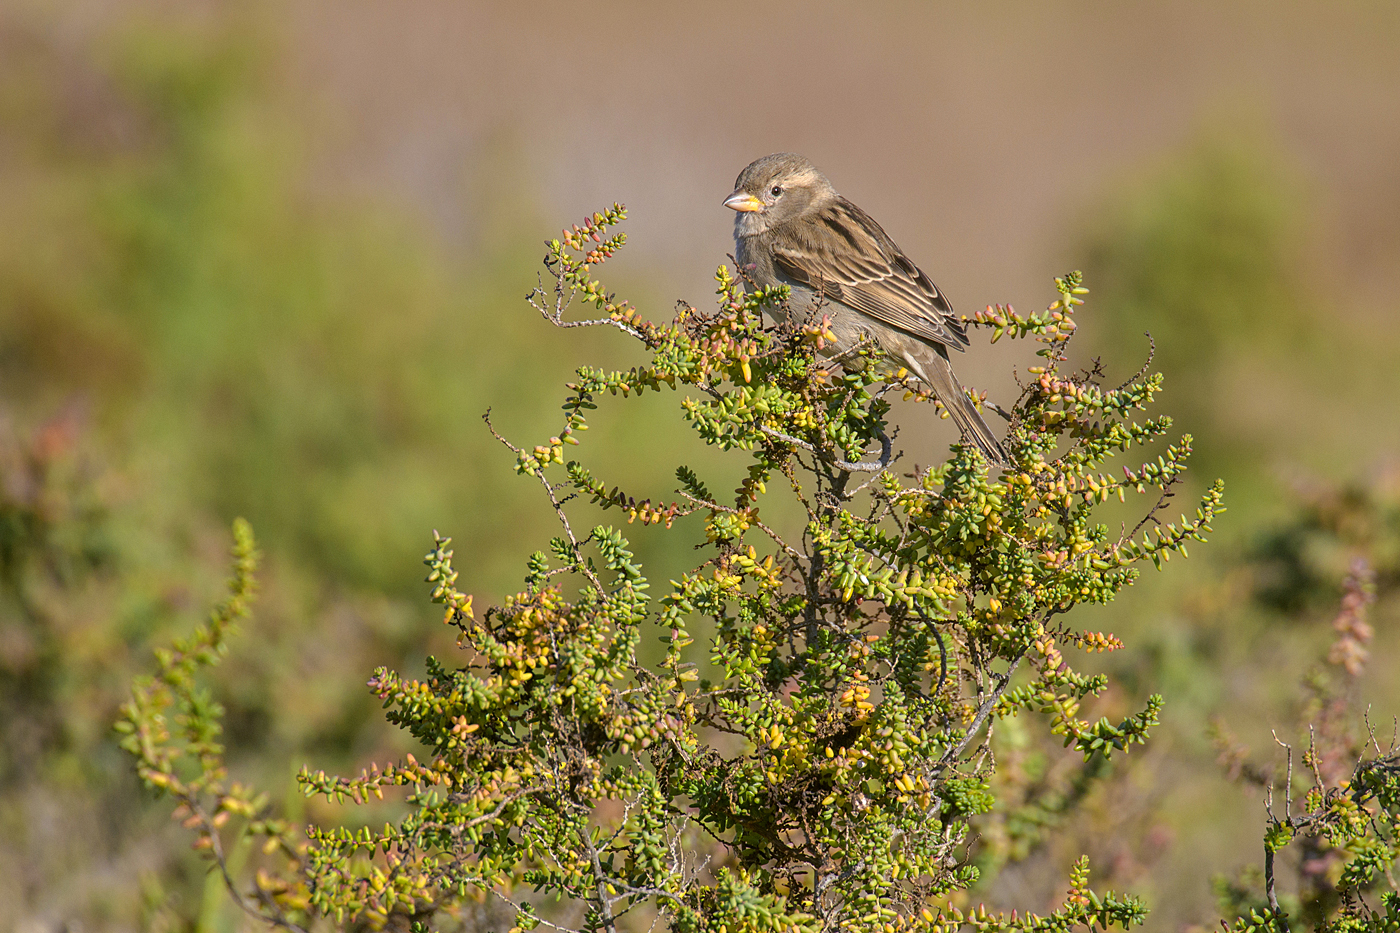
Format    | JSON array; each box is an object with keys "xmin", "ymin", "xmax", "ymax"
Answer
[{"xmin": 724, "ymin": 153, "xmax": 1007, "ymax": 466}]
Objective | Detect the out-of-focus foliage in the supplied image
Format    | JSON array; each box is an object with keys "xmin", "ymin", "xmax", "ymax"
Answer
[
  {"xmin": 0, "ymin": 407, "xmax": 132, "ymax": 918},
  {"xmin": 1249, "ymin": 471, "xmax": 1400, "ymax": 618},
  {"xmin": 0, "ymin": 11, "xmax": 689, "ymax": 930},
  {"xmin": 0, "ymin": 11, "xmax": 672, "ymax": 601},
  {"xmin": 1081, "ymin": 139, "xmax": 1305, "ymax": 397},
  {"xmin": 1077, "ymin": 137, "xmax": 1314, "ymax": 507},
  {"xmin": 1209, "ymin": 473, "xmax": 1400, "ymax": 932},
  {"xmin": 1037, "ymin": 128, "xmax": 1399, "ymax": 929}
]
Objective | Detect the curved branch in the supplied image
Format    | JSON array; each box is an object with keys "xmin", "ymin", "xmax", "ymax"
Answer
[{"xmin": 760, "ymin": 426, "xmax": 892, "ymax": 474}]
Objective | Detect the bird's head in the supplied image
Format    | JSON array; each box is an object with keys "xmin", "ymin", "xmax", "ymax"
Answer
[{"xmin": 724, "ymin": 153, "xmax": 836, "ymax": 235}]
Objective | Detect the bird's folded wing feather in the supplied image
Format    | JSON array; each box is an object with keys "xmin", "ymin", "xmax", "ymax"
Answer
[{"xmin": 771, "ymin": 198, "xmax": 970, "ymax": 350}]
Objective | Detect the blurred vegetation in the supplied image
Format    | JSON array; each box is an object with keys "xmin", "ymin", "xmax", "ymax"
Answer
[
  {"xmin": 0, "ymin": 6, "xmax": 1396, "ymax": 933},
  {"xmin": 1076, "ymin": 135, "xmax": 1306, "ymax": 511},
  {"xmin": 0, "ymin": 10, "xmax": 708, "ymax": 930},
  {"xmin": 975, "ymin": 133, "xmax": 1400, "ymax": 928},
  {"xmin": 1076, "ymin": 130, "xmax": 1400, "ymax": 525},
  {"xmin": 1209, "ymin": 488, "xmax": 1400, "ymax": 932}
]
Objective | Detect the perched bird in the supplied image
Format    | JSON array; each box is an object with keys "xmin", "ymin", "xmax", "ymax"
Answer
[{"xmin": 724, "ymin": 153, "xmax": 1007, "ymax": 465}]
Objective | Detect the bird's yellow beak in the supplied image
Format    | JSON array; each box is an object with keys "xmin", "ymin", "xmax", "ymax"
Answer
[{"xmin": 724, "ymin": 191, "xmax": 764, "ymax": 213}]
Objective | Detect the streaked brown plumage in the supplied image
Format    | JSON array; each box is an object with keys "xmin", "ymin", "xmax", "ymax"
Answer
[{"xmin": 724, "ymin": 153, "xmax": 1007, "ymax": 466}]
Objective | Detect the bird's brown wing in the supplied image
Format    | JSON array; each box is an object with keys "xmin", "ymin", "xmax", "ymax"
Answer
[{"xmin": 770, "ymin": 197, "xmax": 970, "ymax": 350}]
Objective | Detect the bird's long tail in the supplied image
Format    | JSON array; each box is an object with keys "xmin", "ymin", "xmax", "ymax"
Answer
[{"xmin": 903, "ymin": 346, "xmax": 1008, "ymax": 466}]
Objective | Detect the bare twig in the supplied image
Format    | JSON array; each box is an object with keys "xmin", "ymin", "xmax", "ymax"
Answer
[
  {"xmin": 760, "ymin": 426, "xmax": 893, "ymax": 474},
  {"xmin": 527, "ymin": 271, "xmax": 647, "ymax": 342},
  {"xmin": 674, "ymin": 489, "xmax": 808, "ymax": 563},
  {"xmin": 186, "ymin": 796, "xmax": 311, "ymax": 933},
  {"xmin": 1272, "ymin": 731, "xmax": 1294, "ymax": 821},
  {"xmin": 1106, "ymin": 334, "xmax": 1157, "ymax": 394},
  {"xmin": 484, "ymin": 409, "xmax": 605, "ymax": 594},
  {"xmin": 983, "ymin": 398, "xmax": 1015, "ymax": 423},
  {"xmin": 934, "ymin": 652, "xmax": 1024, "ymax": 775},
  {"xmin": 1264, "ymin": 842, "xmax": 1289, "ymax": 931}
]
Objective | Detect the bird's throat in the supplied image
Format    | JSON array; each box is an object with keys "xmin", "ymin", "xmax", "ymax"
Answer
[{"xmin": 734, "ymin": 211, "xmax": 770, "ymax": 238}]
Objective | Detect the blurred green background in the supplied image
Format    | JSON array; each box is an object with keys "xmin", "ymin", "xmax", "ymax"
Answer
[{"xmin": 1, "ymin": 2, "xmax": 1397, "ymax": 930}]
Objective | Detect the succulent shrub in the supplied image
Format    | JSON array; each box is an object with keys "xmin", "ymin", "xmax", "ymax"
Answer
[{"xmin": 121, "ymin": 206, "xmax": 1231, "ymax": 933}]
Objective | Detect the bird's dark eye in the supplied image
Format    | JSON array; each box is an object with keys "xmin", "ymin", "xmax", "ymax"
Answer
[{"xmin": 770, "ymin": 185, "xmax": 783, "ymax": 197}]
